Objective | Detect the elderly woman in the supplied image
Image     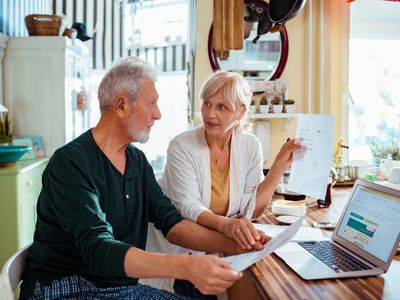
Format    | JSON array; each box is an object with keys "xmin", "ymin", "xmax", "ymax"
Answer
[{"xmin": 142, "ymin": 71, "xmax": 300, "ymax": 298}]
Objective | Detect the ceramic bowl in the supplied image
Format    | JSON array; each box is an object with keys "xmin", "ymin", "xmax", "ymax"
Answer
[
  {"xmin": 0, "ymin": 145, "xmax": 32, "ymax": 167},
  {"xmin": 282, "ymin": 191, "xmax": 307, "ymax": 201}
]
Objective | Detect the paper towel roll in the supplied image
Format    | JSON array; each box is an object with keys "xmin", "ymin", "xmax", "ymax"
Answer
[{"xmin": 254, "ymin": 121, "xmax": 270, "ymax": 162}]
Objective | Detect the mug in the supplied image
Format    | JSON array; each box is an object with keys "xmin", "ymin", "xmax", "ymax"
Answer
[{"xmin": 389, "ymin": 167, "xmax": 400, "ymax": 184}]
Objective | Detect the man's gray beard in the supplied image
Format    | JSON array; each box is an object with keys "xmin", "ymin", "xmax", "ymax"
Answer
[{"xmin": 130, "ymin": 128, "xmax": 150, "ymax": 143}]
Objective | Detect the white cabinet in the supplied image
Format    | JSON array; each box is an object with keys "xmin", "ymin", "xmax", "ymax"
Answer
[{"xmin": 4, "ymin": 37, "xmax": 91, "ymax": 156}]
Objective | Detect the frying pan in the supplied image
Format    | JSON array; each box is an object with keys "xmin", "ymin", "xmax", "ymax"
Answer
[{"xmin": 269, "ymin": 0, "xmax": 307, "ymax": 24}]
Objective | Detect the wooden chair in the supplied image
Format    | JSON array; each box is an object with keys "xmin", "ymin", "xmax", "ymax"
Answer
[{"xmin": 1, "ymin": 243, "xmax": 31, "ymax": 300}]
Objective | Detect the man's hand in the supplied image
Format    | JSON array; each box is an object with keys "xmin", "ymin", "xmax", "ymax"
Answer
[
  {"xmin": 222, "ymin": 218, "xmax": 261, "ymax": 250},
  {"xmin": 184, "ymin": 254, "xmax": 242, "ymax": 295}
]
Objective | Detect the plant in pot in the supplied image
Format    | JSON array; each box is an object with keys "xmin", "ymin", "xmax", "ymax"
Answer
[
  {"xmin": 284, "ymin": 99, "xmax": 295, "ymax": 113},
  {"xmin": 271, "ymin": 96, "xmax": 283, "ymax": 113},
  {"xmin": 249, "ymin": 98, "xmax": 256, "ymax": 114},
  {"xmin": 0, "ymin": 112, "xmax": 12, "ymax": 145},
  {"xmin": 259, "ymin": 94, "xmax": 269, "ymax": 114}
]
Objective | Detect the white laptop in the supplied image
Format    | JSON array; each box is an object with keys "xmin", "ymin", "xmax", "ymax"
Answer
[{"xmin": 275, "ymin": 179, "xmax": 400, "ymax": 280}]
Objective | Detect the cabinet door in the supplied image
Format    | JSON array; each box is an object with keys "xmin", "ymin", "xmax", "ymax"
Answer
[
  {"xmin": 17, "ymin": 163, "xmax": 46, "ymax": 248},
  {"xmin": 19, "ymin": 189, "xmax": 39, "ymax": 247}
]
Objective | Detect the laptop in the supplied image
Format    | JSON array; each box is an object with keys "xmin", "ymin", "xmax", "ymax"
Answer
[{"xmin": 275, "ymin": 179, "xmax": 400, "ymax": 280}]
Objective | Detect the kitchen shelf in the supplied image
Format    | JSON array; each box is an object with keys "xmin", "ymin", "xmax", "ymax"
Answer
[{"xmin": 249, "ymin": 113, "xmax": 298, "ymax": 130}]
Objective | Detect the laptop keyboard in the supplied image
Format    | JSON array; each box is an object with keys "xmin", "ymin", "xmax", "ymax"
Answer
[{"xmin": 298, "ymin": 241, "xmax": 373, "ymax": 273}]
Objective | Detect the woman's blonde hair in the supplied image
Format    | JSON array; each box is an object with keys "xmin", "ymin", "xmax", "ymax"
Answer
[{"xmin": 199, "ymin": 71, "xmax": 252, "ymax": 129}]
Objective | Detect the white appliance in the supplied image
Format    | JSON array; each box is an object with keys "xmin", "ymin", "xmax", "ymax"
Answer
[{"xmin": 4, "ymin": 36, "xmax": 91, "ymax": 156}]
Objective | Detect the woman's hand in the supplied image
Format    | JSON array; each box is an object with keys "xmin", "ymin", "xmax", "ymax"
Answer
[
  {"xmin": 223, "ymin": 229, "xmax": 272, "ymax": 256},
  {"xmin": 222, "ymin": 218, "xmax": 261, "ymax": 250},
  {"xmin": 272, "ymin": 138, "xmax": 303, "ymax": 171}
]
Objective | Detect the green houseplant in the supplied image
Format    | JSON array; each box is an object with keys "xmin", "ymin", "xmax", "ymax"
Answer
[
  {"xmin": 370, "ymin": 140, "xmax": 400, "ymax": 161},
  {"xmin": 283, "ymin": 99, "xmax": 295, "ymax": 113},
  {"xmin": 271, "ymin": 95, "xmax": 283, "ymax": 113},
  {"xmin": 0, "ymin": 112, "xmax": 12, "ymax": 144},
  {"xmin": 259, "ymin": 95, "xmax": 269, "ymax": 113},
  {"xmin": 284, "ymin": 99, "xmax": 295, "ymax": 105},
  {"xmin": 249, "ymin": 98, "xmax": 256, "ymax": 114}
]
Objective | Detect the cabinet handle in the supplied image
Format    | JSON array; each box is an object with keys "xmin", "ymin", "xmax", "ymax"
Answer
[{"xmin": 26, "ymin": 180, "xmax": 33, "ymax": 187}]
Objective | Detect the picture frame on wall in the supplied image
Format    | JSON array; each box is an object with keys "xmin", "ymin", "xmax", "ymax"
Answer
[{"xmin": 16, "ymin": 135, "xmax": 45, "ymax": 158}]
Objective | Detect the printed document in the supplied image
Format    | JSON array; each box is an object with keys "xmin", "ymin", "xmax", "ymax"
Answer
[
  {"xmin": 253, "ymin": 223, "xmax": 327, "ymax": 241},
  {"xmin": 287, "ymin": 114, "xmax": 335, "ymax": 199},
  {"xmin": 222, "ymin": 216, "xmax": 304, "ymax": 271}
]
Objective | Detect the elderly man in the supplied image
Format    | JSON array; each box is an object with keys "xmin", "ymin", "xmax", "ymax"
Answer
[{"xmin": 20, "ymin": 57, "xmax": 268, "ymax": 299}]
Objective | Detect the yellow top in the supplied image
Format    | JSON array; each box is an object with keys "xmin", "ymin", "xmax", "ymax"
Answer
[{"xmin": 209, "ymin": 160, "xmax": 230, "ymax": 216}]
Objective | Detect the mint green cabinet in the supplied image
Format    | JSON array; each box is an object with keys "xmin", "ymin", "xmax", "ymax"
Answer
[{"xmin": 0, "ymin": 158, "xmax": 48, "ymax": 268}]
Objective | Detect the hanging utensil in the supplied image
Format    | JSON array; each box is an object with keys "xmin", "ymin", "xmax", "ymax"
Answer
[
  {"xmin": 252, "ymin": 8, "xmax": 273, "ymax": 44},
  {"xmin": 268, "ymin": 0, "xmax": 307, "ymax": 31}
]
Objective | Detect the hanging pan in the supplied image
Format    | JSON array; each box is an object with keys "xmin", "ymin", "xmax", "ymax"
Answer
[{"xmin": 268, "ymin": 0, "xmax": 307, "ymax": 31}]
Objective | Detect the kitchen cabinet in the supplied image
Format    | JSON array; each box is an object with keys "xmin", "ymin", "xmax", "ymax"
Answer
[
  {"xmin": 0, "ymin": 158, "xmax": 48, "ymax": 267},
  {"xmin": 4, "ymin": 36, "xmax": 91, "ymax": 156}
]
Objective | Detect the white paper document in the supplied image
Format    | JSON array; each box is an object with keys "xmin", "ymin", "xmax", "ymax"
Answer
[
  {"xmin": 222, "ymin": 216, "xmax": 304, "ymax": 271},
  {"xmin": 287, "ymin": 114, "xmax": 335, "ymax": 199},
  {"xmin": 253, "ymin": 223, "xmax": 327, "ymax": 241}
]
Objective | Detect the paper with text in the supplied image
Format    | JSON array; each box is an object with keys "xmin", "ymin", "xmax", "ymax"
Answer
[
  {"xmin": 287, "ymin": 114, "xmax": 334, "ymax": 199},
  {"xmin": 222, "ymin": 216, "xmax": 304, "ymax": 271},
  {"xmin": 253, "ymin": 223, "xmax": 327, "ymax": 241}
]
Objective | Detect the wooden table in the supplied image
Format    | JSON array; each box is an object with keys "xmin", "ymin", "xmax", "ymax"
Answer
[{"xmin": 229, "ymin": 187, "xmax": 400, "ymax": 300}]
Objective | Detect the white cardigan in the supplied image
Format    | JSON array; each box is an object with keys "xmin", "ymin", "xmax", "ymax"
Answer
[{"xmin": 140, "ymin": 126, "xmax": 264, "ymax": 290}]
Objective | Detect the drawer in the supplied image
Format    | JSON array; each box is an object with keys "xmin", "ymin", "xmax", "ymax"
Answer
[{"xmin": 17, "ymin": 164, "xmax": 46, "ymax": 200}]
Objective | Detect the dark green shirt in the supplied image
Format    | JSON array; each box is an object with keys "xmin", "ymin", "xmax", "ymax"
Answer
[{"xmin": 20, "ymin": 130, "xmax": 182, "ymax": 298}]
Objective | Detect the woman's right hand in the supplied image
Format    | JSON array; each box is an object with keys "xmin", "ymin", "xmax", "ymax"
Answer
[{"xmin": 221, "ymin": 218, "xmax": 261, "ymax": 250}]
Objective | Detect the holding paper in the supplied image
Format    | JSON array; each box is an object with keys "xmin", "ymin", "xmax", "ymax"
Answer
[
  {"xmin": 222, "ymin": 216, "xmax": 304, "ymax": 271},
  {"xmin": 287, "ymin": 114, "xmax": 335, "ymax": 199}
]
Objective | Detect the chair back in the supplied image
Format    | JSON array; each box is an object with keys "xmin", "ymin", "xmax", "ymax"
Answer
[{"xmin": 1, "ymin": 243, "xmax": 31, "ymax": 300}]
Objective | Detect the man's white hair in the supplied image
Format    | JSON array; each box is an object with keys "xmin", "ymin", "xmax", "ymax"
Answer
[{"xmin": 97, "ymin": 56, "xmax": 158, "ymax": 113}]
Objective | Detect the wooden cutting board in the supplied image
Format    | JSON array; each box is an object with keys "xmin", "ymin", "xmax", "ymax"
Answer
[{"xmin": 213, "ymin": 0, "xmax": 244, "ymax": 51}]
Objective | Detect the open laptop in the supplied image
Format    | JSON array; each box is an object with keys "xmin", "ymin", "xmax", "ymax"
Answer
[{"xmin": 275, "ymin": 179, "xmax": 400, "ymax": 280}]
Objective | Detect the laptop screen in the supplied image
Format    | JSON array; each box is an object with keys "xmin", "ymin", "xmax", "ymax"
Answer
[{"xmin": 336, "ymin": 183, "xmax": 400, "ymax": 262}]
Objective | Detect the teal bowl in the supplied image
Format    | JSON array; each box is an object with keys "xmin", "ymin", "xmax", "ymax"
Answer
[{"xmin": 0, "ymin": 145, "xmax": 32, "ymax": 166}]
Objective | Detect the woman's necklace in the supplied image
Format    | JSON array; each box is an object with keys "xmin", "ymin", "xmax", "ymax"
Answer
[
  {"xmin": 206, "ymin": 132, "xmax": 232, "ymax": 168},
  {"xmin": 212, "ymin": 145, "xmax": 230, "ymax": 169}
]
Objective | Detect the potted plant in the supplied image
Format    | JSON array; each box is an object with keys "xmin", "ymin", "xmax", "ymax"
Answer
[
  {"xmin": 284, "ymin": 99, "xmax": 295, "ymax": 113},
  {"xmin": 249, "ymin": 98, "xmax": 256, "ymax": 114},
  {"xmin": 0, "ymin": 112, "xmax": 12, "ymax": 144},
  {"xmin": 271, "ymin": 96, "xmax": 283, "ymax": 113},
  {"xmin": 370, "ymin": 140, "xmax": 400, "ymax": 162},
  {"xmin": 259, "ymin": 94, "xmax": 269, "ymax": 113}
]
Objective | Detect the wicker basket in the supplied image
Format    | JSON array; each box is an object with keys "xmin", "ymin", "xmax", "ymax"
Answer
[{"xmin": 25, "ymin": 14, "xmax": 66, "ymax": 36}]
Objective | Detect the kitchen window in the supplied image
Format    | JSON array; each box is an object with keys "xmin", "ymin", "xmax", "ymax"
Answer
[
  {"xmin": 90, "ymin": 0, "xmax": 194, "ymax": 176},
  {"xmin": 348, "ymin": 1, "xmax": 400, "ymax": 165}
]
